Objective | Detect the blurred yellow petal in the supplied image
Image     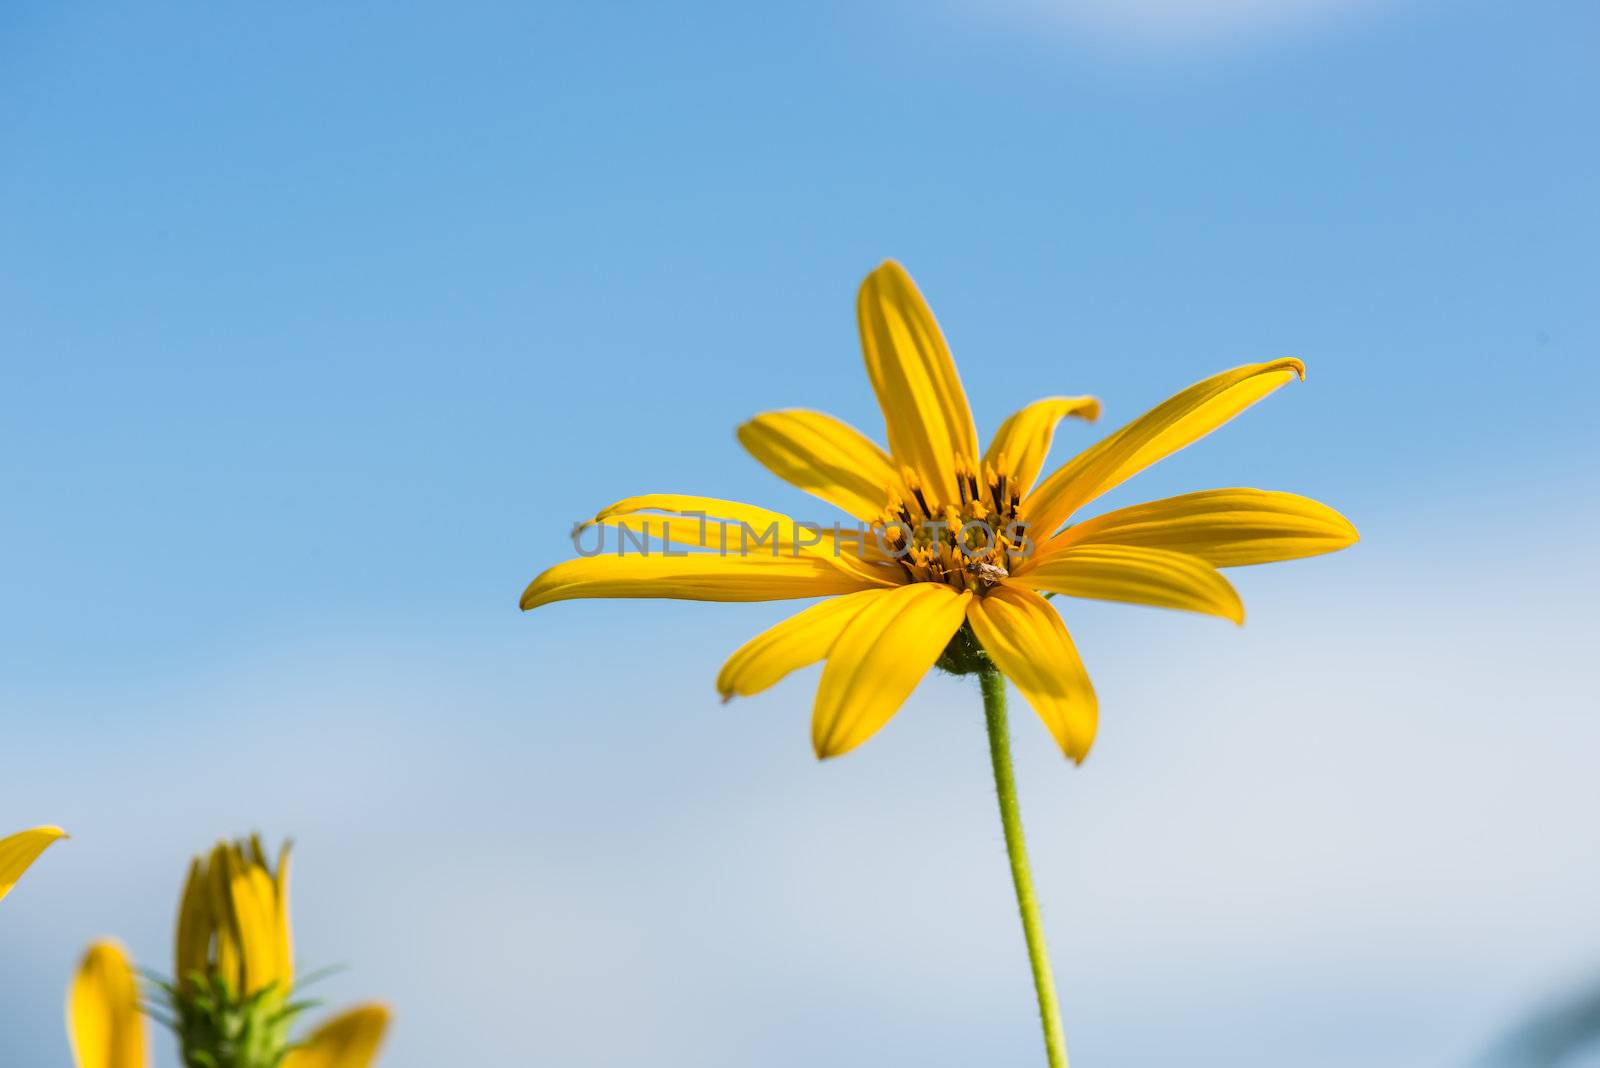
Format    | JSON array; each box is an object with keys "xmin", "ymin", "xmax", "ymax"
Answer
[
  {"xmin": 68, "ymin": 940, "xmax": 148, "ymax": 1068},
  {"xmin": 231, "ymin": 861, "xmax": 275, "ymax": 993},
  {"xmin": 188, "ymin": 838, "xmax": 294, "ymax": 995},
  {"xmin": 966, "ymin": 586, "xmax": 1097, "ymax": 762},
  {"xmin": 737, "ymin": 409, "xmax": 901, "ymax": 521},
  {"xmin": 521, "ymin": 551, "xmax": 890, "ymax": 611},
  {"xmin": 1043, "ymin": 488, "xmax": 1359, "ymax": 567},
  {"xmin": 812, "ymin": 583, "xmax": 970, "ymax": 759},
  {"xmin": 283, "ymin": 1004, "xmax": 391, "ymax": 1068},
  {"xmin": 275, "ymin": 840, "xmax": 294, "ymax": 990},
  {"xmin": 0, "ymin": 825, "xmax": 65, "ymax": 904},
  {"xmin": 983, "ymin": 396, "xmax": 1101, "ymax": 494},
  {"xmin": 204, "ymin": 845, "xmax": 242, "ymax": 990},
  {"xmin": 857, "ymin": 260, "xmax": 978, "ymax": 502},
  {"xmin": 717, "ymin": 590, "xmax": 887, "ymax": 700},
  {"xmin": 215, "ymin": 839, "xmax": 293, "ymax": 996},
  {"xmin": 1014, "ymin": 545, "xmax": 1244, "ymax": 623},
  {"xmin": 174, "ymin": 859, "xmax": 209, "ymax": 990},
  {"xmin": 1027, "ymin": 359, "xmax": 1305, "ymax": 537}
]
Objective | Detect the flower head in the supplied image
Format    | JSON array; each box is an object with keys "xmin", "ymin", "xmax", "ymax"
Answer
[
  {"xmin": 522, "ymin": 261, "xmax": 1357, "ymax": 762},
  {"xmin": 68, "ymin": 834, "xmax": 390, "ymax": 1068},
  {"xmin": 174, "ymin": 836, "xmax": 293, "ymax": 997}
]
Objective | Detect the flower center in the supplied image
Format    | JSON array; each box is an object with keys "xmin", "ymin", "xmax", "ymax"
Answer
[{"xmin": 872, "ymin": 458, "xmax": 1027, "ymax": 593}]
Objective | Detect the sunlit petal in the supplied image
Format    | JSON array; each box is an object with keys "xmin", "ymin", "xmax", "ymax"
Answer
[
  {"xmin": 812, "ymin": 583, "xmax": 970, "ymax": 758},
  {"xmin": 1041, "ymin": 488, "xmax": 1359, "ymax": 567},
  {"xmin": 1027, "ymin": 359, "xmax": 1304, "ymax": 537},
  {"xmin": 584, "ymin": 493, "xmax": 892, "ymax": 584},
  {"xmin": 966, "ymin": 586, "xmax": 1097, "ymax": 762},
  {"xmin": 1014, "ymin": 545, "xmax": 1244, "ymax": 623},
  {"xmin": 521, "ymin": 552, "xmax": 891, "ymax": 610},
  {"xmin": 983, "ymin": 396, "xmax": 1101, "ymax": 494},
  {"xmin": 717, "ymin": 590, "xmax": 888, "ymax": 700},
  {"xmin": 737, "ymin": 409, "xmax": 901, "ymax": 521},
  {"xmin": 857, "ymin": 261, "xmax": 979, "ymax": 502}
]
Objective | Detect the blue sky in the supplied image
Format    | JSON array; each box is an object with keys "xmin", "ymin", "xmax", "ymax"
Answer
[{"xmin": 2, "ymin": 2, "xmax": 1597, "ymax": 1065}]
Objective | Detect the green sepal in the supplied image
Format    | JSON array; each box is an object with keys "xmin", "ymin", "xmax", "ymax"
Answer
[
  {"xmin": 152, "ymin": 971, "xmax": 313, "ymax": 1068},
  {"xmin": 935, "ymin": 621, "xmax": 991, "ymax": 677}
]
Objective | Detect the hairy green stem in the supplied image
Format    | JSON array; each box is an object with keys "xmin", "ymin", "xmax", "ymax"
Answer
[{"xmin": 980, "ymin": 668, "xmax": 1069, "ymax": 1068}]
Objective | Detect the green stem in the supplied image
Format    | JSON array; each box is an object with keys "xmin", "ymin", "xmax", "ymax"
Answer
[{"xmin": 980, "ymin": 668, "xmax": 1070, "ymax": 1068}]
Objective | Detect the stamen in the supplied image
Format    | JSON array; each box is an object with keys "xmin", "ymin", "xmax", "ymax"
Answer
[
  {"xmin": 870, "ymin": 456, "xmax": 1026, "ymax": 594},
  {"xmin": 911, "ymin": 484, "xmax": 931, "ymax": 519}
]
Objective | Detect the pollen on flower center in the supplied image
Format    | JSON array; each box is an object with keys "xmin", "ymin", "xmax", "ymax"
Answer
[{"xmin": 872, "ymin": 456, "xmax": 1028, "ymax": 593}]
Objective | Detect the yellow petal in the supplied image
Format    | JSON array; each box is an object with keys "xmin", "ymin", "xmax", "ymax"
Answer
[
  {"xmin": 0, "ymin": 825, "xmax": 65, "ymax": 904},
  {"xmin": 584, "ymin": 493, "xmax": 892, "ymax": 584},
  {"xmin": 737, "ymin": 409, "xmax": 901, "ymax": 521},
  {"xmin": 1026, "ymin": 359, "xmax": 1305, "ymax": 537},
  {"xmin": 205, "ymin": 845, "xmax": 242, "ymax": 991},
  {"xmin": 591, "ymin": 495, "xmax": 830, "ymax": 553},
  {"xmin": 282, "ymin": 1004, "xmax": 391, "ymax": 1068},
  {"xmin": 856, "ymin": 261, "xmax": 978, "ymax": 503},
  {"xmin": 811, "ymin": 582, "xmax": 971, "ymax": 759},
  {"xmin": 521, "ymin": 552, "xmax": 890, "ymax": 611},
  {"xmin": 1014, "ymin": 545, "xmax": 1244, "ymax": 623},
  {"xmin": 229, "ymin": 851, "xmax": 285, "ymax": 995},
  {"xmin": 716, "ymin": 589, "xmax": 887, "ymax": 700},
  {"xmin": 68, "ymin": 940, "xmax": 148, "ymax": 1068},
  {"xmin": 982, "ymin": 396, "xmax": 1101, "ymax": 494},
  {"xmin": 965, "ymin": 586, "xmax": 1097, "ymax": 762},
  {"xmin": 1044, "ymin": 488, "xmax": 1359, "ymax": 567},
  {"xmin": 275, "ymin": 840, "xmax": 294, "ymax": 992},
  {"xmin": 174, "ymin": 858, "xmax": 209, "ymax": 990}
]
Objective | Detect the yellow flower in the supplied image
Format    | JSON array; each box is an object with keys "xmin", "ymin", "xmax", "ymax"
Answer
[
  {"xmin": 522, "ymin": 261, "xmax": 1356, "ymax": 762},
  {"xmin": 68, "ymin": 836, "xmax": 391, "ymax": 1068},
  {"xmin": 174, "ymin": 836, "xmax": 293, "ymax": 997},
  {"xmin": 0, "ymin": 825, "xmax": 66, "ymax": 904}
]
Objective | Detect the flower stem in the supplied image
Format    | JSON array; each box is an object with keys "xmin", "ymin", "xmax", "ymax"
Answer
[{"xmin": 980, "ymin": 668, "xmax": 1070, "ymax": 1068}]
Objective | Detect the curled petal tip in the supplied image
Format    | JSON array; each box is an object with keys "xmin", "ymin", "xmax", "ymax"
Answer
[
  {"xmin": 0, "ymin": 826, "xmax": 69, "ymax": 902},
  {"xmin": 812, "ymin": 733, "xmax": 849, "ymax": 761}
]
